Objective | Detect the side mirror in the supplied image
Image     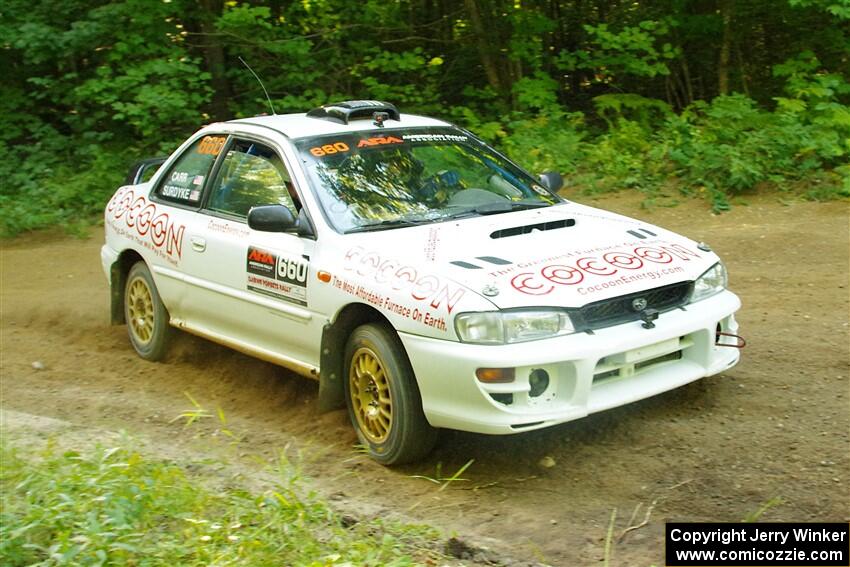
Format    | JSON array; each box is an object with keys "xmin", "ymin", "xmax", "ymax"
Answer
[
  {"xmin": 247, "ymin": 205, "xmax": 297, "ymax": 232},
  {"xmin": 538, "ymin": 171, "xmax": 564, "ymax": 193}
]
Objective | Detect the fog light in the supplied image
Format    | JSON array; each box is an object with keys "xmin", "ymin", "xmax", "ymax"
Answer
[
  {"xmin": 476, "ymin": 368, "xmax": 515, "ymax": 383},
  {"xmin": 528, "ymin": 368, "xmax": 549, "ymax": 397}
]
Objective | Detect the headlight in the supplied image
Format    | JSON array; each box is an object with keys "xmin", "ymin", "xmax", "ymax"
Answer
[
  {"xmin": 455, "ymin": 310, "xmax": 575, "ymax": 344},
  {"xmin": 690, "ymin": 262, "xmax": 727, "ymax": 303}
]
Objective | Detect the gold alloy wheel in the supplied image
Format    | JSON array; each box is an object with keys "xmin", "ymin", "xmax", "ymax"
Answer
[
  {"xmin": 127, "ymin": 277, "xmax": 155, "ymax": 345},
  {"xmin": 349, "ymin": 346, "xmax": 393, "ymax": 443}
]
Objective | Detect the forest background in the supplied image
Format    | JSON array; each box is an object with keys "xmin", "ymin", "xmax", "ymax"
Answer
[{"xmin": 1, "ymin": 0, "xmax": 848, "ymax": 236}]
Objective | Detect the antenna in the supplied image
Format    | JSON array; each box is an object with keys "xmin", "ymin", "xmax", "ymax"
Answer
[{"xmin": 238, "ymin": 56, "xmax": 276, "ymax": 115}]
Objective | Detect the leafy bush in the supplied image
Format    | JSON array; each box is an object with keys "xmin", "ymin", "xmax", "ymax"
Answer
[
  {"xmin": 658, "ymin": 58, "xmax": 850, "ymax": 210},
  {"xmin": 486, "ymin": 56, "xmax": 850, "ymax": 211},
  {"xmin": 0, "ymin": 141, "xmax": 127, "ymax": 237},
  {"xmin": 497, "ymin": 110, "xmax": 587, "ymax": 175}
]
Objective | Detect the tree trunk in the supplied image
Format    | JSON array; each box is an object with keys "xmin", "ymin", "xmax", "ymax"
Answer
[
  {"xmin": 198, "ymin": 0, "xmax": 232, "ymax": 120},
  {"xmin": 736, "ymin": 42, "xmax": 750, "ymax": 97},
  {"xmin": 681, "ymin": 58, "xmax": 694, "ymax": 105},
  {"xmin": 718, "ymin": 0, "xmax": 733, "ymax": 96},
  {"xmin": 463, "ymin": 0, "xmax": 503, "ymax": 94}
]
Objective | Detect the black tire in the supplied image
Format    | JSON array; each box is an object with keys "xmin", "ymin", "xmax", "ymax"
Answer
[
  {"xmin": 124, "ymin": 261, "xmax": 172, "ymax": 361},
  {"xmin": 344, "ymin": 323, "xmax": 438, "ymax": 465}
]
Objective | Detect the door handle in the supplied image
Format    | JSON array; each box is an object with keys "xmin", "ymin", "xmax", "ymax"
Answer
[{"xmin": 191, "ymin": 236, "xmax": 206, "ymax": 252}]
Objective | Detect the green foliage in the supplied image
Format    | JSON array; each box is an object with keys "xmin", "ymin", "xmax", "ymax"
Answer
[
  {"xmin": 1, "ymin": 0, "xmax": 848, "ymax": 236},
  {"xmin": 557, "ymin": 20, "xmax": 679, "ymax": 83},
  {"xmin": 215, "ymin": 4, "xmax": 327, "ymax": 114},
  {"xmin": 74, "ymin": 57, "xmax": 212, "ymax": 140},
  {"xmin": 512, "ymin": 73, "xmax": 562, "ymax": 112},
  {"xmin": 0, "ymin": 139, "xmax": 127, "ymax": 237},
  {"xmin": 789, "ymin": 0, "xmax": 850, "ymax": 19},
  {"xmin": 496, "ymin": 111, "xmax": 587, "ymax": 175},
  {"xmin": 660, "ymin": 66, "xmax": 850, "ymax": 209},
  {"xmin": 0, "ymin": 439, "xmax": 439, "ymax": 566},
  {"xmin": 488, "ymin": 64, "xmax": 850, "ymax": 212},
  {"xmin": 592, "ymin": 94, "xmax": 672, "ymax": 127},
  {"xmin": 354, "ymin": 48, "xmax": 446, "ymax": 112},
  {"xmin": 581, "ymin": 119, "xmax": 665, "ymax": 191}
]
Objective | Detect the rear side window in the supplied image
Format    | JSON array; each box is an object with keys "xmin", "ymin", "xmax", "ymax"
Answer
[{"xmin": 155, "ymin": 135, "xmax": 226, "ymax": 206}]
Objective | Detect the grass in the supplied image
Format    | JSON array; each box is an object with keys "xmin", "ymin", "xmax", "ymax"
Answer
[
  {"xmin": 0, "ymin": 437, "xmax": 444, "ymax": 566},
  {"xmin": 742, "ymin": 496, "xmax": 783, "ymax": 523},
  {"xmin": 409, "ymin": 459, "xmax": 475, "ymax": 492},
  {"xmin": 603, "ymin": 507, "xmax": 617, "ymax": 567}
]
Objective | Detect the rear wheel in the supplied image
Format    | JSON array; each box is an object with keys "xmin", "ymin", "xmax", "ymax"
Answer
[
  {"xmin": 344, "ymin": 324, "xmax": 437, "ymax": 465},
  {"xmin": 125, "ymin": 261, "xmax": 172, "ymax": 361}
]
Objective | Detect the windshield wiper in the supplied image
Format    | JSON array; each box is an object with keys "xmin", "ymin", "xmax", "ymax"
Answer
[
  {"xmin": 345, "ymin": 217, "xmax": 435, "ymax": 233},
  {"xmin": 442, "ymin": 201, "xmax": 550, "ymax": 220},
  {"xmin": 347, "ymin": 202, "xmax": 552, "ymax": 232}
]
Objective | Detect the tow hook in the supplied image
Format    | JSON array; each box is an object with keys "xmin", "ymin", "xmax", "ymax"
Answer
[{"xmin": 715, "ymin": 331, "xmax": 746, "ymax": 349}]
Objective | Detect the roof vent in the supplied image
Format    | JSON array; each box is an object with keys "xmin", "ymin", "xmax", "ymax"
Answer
[{"xmin": 306, "ymin": 100, "xmax": 400, "ymax": 125}]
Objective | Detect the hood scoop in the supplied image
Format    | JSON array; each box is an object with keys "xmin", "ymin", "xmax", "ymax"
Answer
[{"xmin": 490, "ymin": 218, "xmax": 575, "ymax": 239}]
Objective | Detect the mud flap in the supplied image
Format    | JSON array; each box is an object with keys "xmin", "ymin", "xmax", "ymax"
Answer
[
  {"xmin": 110, "ymin": 262, "xmax": 125, "ymax": 325},
  {"xmin": 317, "ymin": 323, "xmax": 346, "ymax": 412}
]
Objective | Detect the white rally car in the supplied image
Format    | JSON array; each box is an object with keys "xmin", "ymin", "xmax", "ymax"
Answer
[{"xmin": 102, "ymin": 100, "xmax": 743, "ymax": 464}]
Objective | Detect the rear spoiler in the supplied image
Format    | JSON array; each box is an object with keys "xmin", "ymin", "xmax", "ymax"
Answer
[{"xmin": 125, "ymin": 156, "xmax": 167, "ymax": 185}]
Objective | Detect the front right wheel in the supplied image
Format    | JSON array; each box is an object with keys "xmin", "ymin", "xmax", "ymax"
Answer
[{"xmin": 344, "ymin": 323, "xmax": 438, "ymax": 465}]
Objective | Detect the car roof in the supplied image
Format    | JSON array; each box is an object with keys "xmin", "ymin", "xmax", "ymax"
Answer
[{"xmin": 226, "ymin": 112, "xmax": 452, "ymax": 140}]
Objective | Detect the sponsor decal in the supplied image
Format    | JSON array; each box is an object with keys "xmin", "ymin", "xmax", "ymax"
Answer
[
  {"xmin": 357, "ymin": 136, "xmax": 403, "ymax": 148},
  {"xmin": 309, "ymin": 142, "xmax": 350, "ymax": 157},
  {"xmin": 207, "ymin": 218, "xmax": 250, "ymax": 239},
  {"xmin": 198, "ymin": 135, "xmax": 226, "ymax": 156},
  {"xmin": 106, "ymin": 187, "xmax": 186, "ymax": 265},
  {"xmin": 160, "ymin": 171, "xmax": 202, "ymax": 202},
  {"xmin": 506, "ymin": 241, "xmax": 701, "ymax": 296},
  {"xmin": 424, "ymin": 227, "xmax": 440, "ymax": 262},
  {"xmin": 247, "ymin": 246, "xmax": 276, "ymax": 278},
  {"xmin": 343, "ymin": 246, "xmax": 466, "ymax": 315},
  {"xmin": 245, "ymin": 246, "xmax": 308, "ymax": 306},
  {"xmin": 402, "ymin": 133, "xmax": 468, "ymax": 143},
  {"xmin": 160, "ymin": 184, "xmax": 193, "ymax": 200},
  {"xmin": 330, "ymin": 275, "xmax": 448, "ymax": 332}
]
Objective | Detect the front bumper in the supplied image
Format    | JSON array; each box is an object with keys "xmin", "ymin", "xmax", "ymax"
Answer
[{"xmin": 400, "ymin": 290, "xmax": 741, "ymax": 434}]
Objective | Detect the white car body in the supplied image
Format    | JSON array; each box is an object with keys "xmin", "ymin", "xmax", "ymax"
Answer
[{"xmin": 102, "ymin": 102, "xmax": 741, "ymax": 443}]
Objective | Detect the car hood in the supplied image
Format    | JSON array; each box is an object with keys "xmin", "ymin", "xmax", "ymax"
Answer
[{"xmin": 345, "ymin": 202, "xmax": 719, "ymax": 309}]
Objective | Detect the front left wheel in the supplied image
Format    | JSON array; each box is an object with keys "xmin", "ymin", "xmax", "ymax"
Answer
[
  {"xmin": 344, "ymin": 323, "xmax": 438, "ymax": 465},
  {"xmin": 124, "ymin": 261, "xmax": 172, "ymax": 361}
]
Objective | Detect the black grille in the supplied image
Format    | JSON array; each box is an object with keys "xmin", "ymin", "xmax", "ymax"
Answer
[{"xmin": 572, "ymin": 281, "xmax": 692, "ymax": 330}]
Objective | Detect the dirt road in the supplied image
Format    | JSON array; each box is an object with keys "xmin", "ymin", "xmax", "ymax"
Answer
[{"xmin": 2, "ymin": 195, "xmax": 848, "ymax": 566}]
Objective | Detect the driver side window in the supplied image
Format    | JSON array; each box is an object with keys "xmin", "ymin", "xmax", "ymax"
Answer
[{"xmin": 207, "ymin": 139, "xmax": 299, "ymax": 220}]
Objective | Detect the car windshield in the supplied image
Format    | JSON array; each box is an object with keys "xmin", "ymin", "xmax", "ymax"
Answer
[{"xmin": 295, "ymin": 128, "xmax": 561, "ymax": 233}]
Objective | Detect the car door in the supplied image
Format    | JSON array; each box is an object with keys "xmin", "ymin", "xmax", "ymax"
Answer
[
  {"xmin": 178, "ymin": 136, "xmax": 322, "ymax": 369},
  {"xmin": 144, "ymin": 133, "xmax": 228, "ymax": 318}
]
